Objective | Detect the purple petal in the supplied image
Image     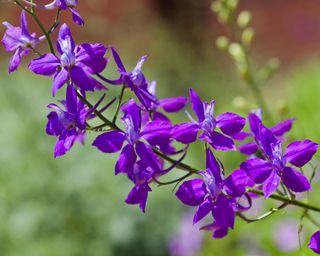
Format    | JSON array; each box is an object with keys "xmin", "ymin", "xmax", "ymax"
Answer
[
  {"xmin": 224, "ymin": 169, "xmax": 254, "ymax": 197},
  {"xmin": 171, "ymin": 123, "xmax": 199, "ymax": 144},
  {"xmin": 54, "ymin": 129, "xmax": 77, "ymax": 158},
  {"xmin": 271, "ymin": 118, "xmax": 295, "ymax": 137},
  {"xmin": 70, "ymin": 65, "xmax": 97, "ymax": 91},
  {"xmin": 65, "ymin": 84, "xmax": 78, "ymax": 114},
  {"xmin": 285, "ymin": 140, "xmax": 318, "ymax": 167},
  {"xmin": 212, "ymin": 195, "xmax": 235, "ymax": 229},
  {"xmin": 20, "ymin": 11, "xmax": 29, "ymax": 36},
  {"xmin": 76, "ymin": 43, "xmax": 107, "ymax": 73},
  {"xmin": 189, "ymin": 88, "xmax": 204, "ymax": 122},
  {"xmin": 57, "ymin": 23, "xmax": 75, "ymax": 53},
  {"xmin": 135, "ymin": 141, "xmax": 160, "ymax": 172},
  {"xmin": 240, "ymin": 158, "xmax": 273, "ymax": 184},
  {"xmin": 248, "ymin": 112, "xmax": 262, "ymax": 140},
  {"xmin": 115, "ymin": 144, "xmax": 136, "ymax": 175},
  {"xmin": 121, "ymin": 99, "xmax": 141, "ymax": 131},
  {"xmin": 125, "ymin": 183, "xmax": 151, "ymax": 213},
  {"xmin": 28, "ymin": 54, "xmax": 60, "ymax": 76},
  {"xmin": 193, "ymin": 198, "xmax": 212, "ymax": 224},
  {"xmin": 263, "ymin": 171, "xmax": 280, "ymax": 198},
  {"xmin": 52, "ymin": 68, "xmax": 68, "ymax": 96},
  {"xmin": 175, "ymin": 179, "xmax": 206, "ymax": 206},
  {"xmin": 70, "ymin": 8, "xmax": 85, "ymax": 26},
  {"xmin": 8, "ymin": 48, "xmax": 22, "ymax": 73},
  {"xmin": 216, "ymin": 112, "xmax": 246, "ymax": 136},
  {"xmin": 92, "ymin": 130, "xmax": 125, "ymax": 153},
  {"xmin": 206, "ymin": 131, "xmax": 235, "ymax": 151},
  {"xmin": 259, "ymin": 125, "xmax": 278, "ymax": 160},
  {"xmin": 238, "ymin": 142, "xmax": 258, "ymax": 155},
  {"xmin": 159, "ymin": 97, "xmax": 188, "ymax": 113},
  {"xmin": 309, "ymin": 230, "xmax": 320, "ymax": 254},
  {"xmin": 206, "ymin": 148, "xmax": 222, "ymax": 183},
  {"xmin": 282, "ymin": 167, "xmax": 311, "ymax": 192},
  {"xmin": 141, "ymin": 121, "xmax": 171, "ymax": 146},
  {"xmin": 233, "ymin": 131, "xmax": 251, "ymax": 141}
]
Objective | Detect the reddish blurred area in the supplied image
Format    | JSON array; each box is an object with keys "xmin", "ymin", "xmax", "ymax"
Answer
[{"xmin": 1, "ymin": 0, "xmax": 320, "ymax": 63}]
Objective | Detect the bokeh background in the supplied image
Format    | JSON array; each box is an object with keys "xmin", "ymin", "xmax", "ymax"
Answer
[{"xmin": 1, "ymin": 0, "xmax": 320, "ymax": 255}]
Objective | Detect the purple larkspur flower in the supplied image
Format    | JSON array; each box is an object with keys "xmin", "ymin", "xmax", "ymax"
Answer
[
  {"xmin": 140, "ymin": 81, "xmax": 189, "ymax": 154},
  {"xmin": 2, "ymin": 11, "xmax": 41, "ymax": 73},
  {"xmin": 309, "ymin": 230, "xmax": 320, "ymax": 254},
  {"xmin": 241, "ymin": 121, "xmax": 317, "ymax": 198},
  {"xmin": 235, "ymin": 111, "xmax": 295, "ymax": 155},
  {"xmin": 98, "ymin": 47, "xmax": 158, "ymax": 110},
  {"xmin": 171, "ymin": 88, "xmax": 246, "ymax": 151},
  {"xmin": 93, "ymin": 99, "xmax": 171, "ymax": 175},
  {"xmin": 22, "ymin": 0, "xmax": 84, "ymax": 26},
  {"xmin": 46, "ymin": 84, "xmax": 101, "ymax": 157},
  {"xmin": 175, "ymin": 148, "xmax": 253, "ymax": 238},
  {"xmin": 29, "ymin": 24, "xmax": 106, "ymax": 96}
]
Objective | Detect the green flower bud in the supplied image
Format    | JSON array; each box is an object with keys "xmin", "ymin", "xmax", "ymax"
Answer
[
  {"xmin": 237, "ymin": 10, "xmax": 252, "ymax": 28},
  {"xmin": 242, "ymin": 27, "xmax": 255, "ymax": 47},
  {"xmin": 216, "ymin": 36, "xmax": 230, "ymax": 51}
]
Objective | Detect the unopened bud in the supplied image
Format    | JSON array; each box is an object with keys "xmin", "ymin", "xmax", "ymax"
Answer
[
  {"xmin": 242, "ymin": 27, "xmax": 255, "ymax": 47},
  {"xmin": 216, "ymin": 36, "xmax": 230, "ymax": 51},
  {"xmin": 237, "ymin": 11, "xmax": 252, "ymax": 28}
]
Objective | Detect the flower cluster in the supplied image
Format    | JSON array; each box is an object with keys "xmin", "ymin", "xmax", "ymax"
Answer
[{"xmin": 2, "ymin": 1, "xmax": 320, "ymax": 254}]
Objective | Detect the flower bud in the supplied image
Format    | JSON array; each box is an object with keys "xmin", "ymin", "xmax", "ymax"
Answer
[
  {"xmin": 216, "ymin": 36, "xmax": 230, "ymax": 51},
  {"xmin": 237, "ymin": 10, "xmax": 252, "ymax": 28},
  {"xmin": 241, "ymin": 27, "xmax": 255, "ymax": 47}
]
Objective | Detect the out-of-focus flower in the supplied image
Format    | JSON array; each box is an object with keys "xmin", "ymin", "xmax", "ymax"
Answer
[
  {"xmin": 22, "ymin": 0, "xmax": 84, "ymax": 25},
  {"xmin": 29, "ymin": 24, "xmax": 107, "ymax": 96},
  {"xmin": 273, "ymin": 219, "xmax": 304, "ymax": 252},
  {"xmin": 172, "ymin": 88, "xmax": 245, "ymax": 151},
  {"xmin": 2, "ymin": 11, "xmax": 41, "ymax": 73},
  {"xmin": 169, "ymin": 213, "xmax": 203, "ymax": 256}
]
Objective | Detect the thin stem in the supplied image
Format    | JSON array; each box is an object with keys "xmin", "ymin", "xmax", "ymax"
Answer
[
  {"xmin": 48, "ymin": 9, "xmax": 61, "ymax": 34},
  {"xmin": 248, "ymin": 188, "xmax": 320, "ymax": 213},
  {"xmin": 113, "ymin": 85, "xmax": 125, "ymax": 124},
  {"xmin": 14, "ymin": 0, "xmax": 55, "ymax": 54}
]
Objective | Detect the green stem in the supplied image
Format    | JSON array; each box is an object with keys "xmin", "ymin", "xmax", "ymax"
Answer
[
  {"xmin": 112, "ymin": 85, "xmax": 125, "ymax": 124},
  {"xmin": 248, "ymin": 189, "xmax": 320, "ymax": 213},
  {"xmin": 14, "ymin": 0, "xmax": 55, "ymax": 54}
]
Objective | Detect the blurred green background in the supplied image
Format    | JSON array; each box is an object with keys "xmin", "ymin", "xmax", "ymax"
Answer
[{"xmin": 1, "ymin": 0, "xmax": 320, "ymax": 255}]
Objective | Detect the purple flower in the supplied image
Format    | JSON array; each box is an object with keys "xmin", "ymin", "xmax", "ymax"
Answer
[
  {"xmin": 29, "ymin": 24, "xmax": 106, "ymax": 96},
  {"xmin": 309, "ymin": 230, "xmax": 320, "ymax": 254},
  {"xmin": 46, "ymin": 84, "xmax": 97, "ymax": 157},
  {"xmin": 99, "ymin": 48, "xmax": 158, "ymax": 110},
  {"xmin": 235, "ymin": 111, "xmax": 295, "ymax": 155},
  {"xmin": 93, "ymin": 99, "xmax": 171, "ymax": 175},
  {"xmin": 241, "ymin": 123, "xmax": 317, "ymax": 198},
  {"xmin": 175, "ymin": 148, "xmax": 252, "ymax": 238},
  {"xmin": 22, "ymin": 0, "xmax": 84, "ymax": 26},
  {"xmin": 171, "ymin": 88, "xmax": 246, "ymax": 151},
  {"xmin": 2, "ymin": 11, "xmax": 41, "ymax": 73}
]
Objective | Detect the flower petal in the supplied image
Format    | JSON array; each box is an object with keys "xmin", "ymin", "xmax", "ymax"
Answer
[
  {"xmin": 309, "ymin": 230, "xmax": 320, "ymax": 254},
  {"xmin": 282, "ymin": 167, "xmax": 311, "ymax": 192},
  {"xmin": 271, "ymin": 118, "xmax": 295, "ymax": 137},
  {"xmin": 52, "ymin": 68, "xmax": 68, "ymax": 96},
  {"xmin": 115, "ymin": 144, "xmax": 136, "ymax": 175},
  {"xmin": 175, "ymin": 179, "xmax": 206, "ymax": 206},
  {"xmin": 159, "ymin": 97, "xmax": 188, "ymax": 113},
  {"xmin": 260, "ymin": 125, "xmax": 278, "ymax": 160},
  {"xmin": 189, "ymin": 88, "xmax": 204, "ymax": 122},
  {"xmin": 216, "ymin": 112, "xmax": 246, "ymax": 136},
  {"xmin": 212, "ymin": 195, "xmax": 235, "ymax": 229},
  {"xmin": 171, "ymin": 123, "xmax": 199, "ymax": 144},
  {"xmin": 193, "ymin": 198, "xmax": 212, "ymax": 224},
  {"xmin": 240, "ymin": 158, "xmax": 273, "ymax": 184},
  {"xmin": 135, "ymin": 141, "xmax": 160, "ymax": 172},
  {"xmin": 92, "ymin": 130, "xmax": 125, "ymax": 153},
  {"xmin": 206, "ymin": 131, "xmax": 235, "ymax": 151},
  {"xmin": 28, "ymin": 53, "xmax": 60, "ymax": 76},
  {"xmin": 224, "ymin": 169, "xmax": 254, "ymax": 197},
  {"xmin": 125, "ymin": 183, "xmax": 151, "ymax": 213},
  {"xmin": 70, "ymin": 8, "xmax": 85, "ymax": 26},
  {"xmin": 263, "ymin": 171, "xmax": 280, "ymax": 198},
  {"xmin": 238, "ymin": 142, "xmax": 258, "ymax": 155},
  {"xmin": 285, "ymin": 140, "xmax": 318, "ymax": 167}
]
